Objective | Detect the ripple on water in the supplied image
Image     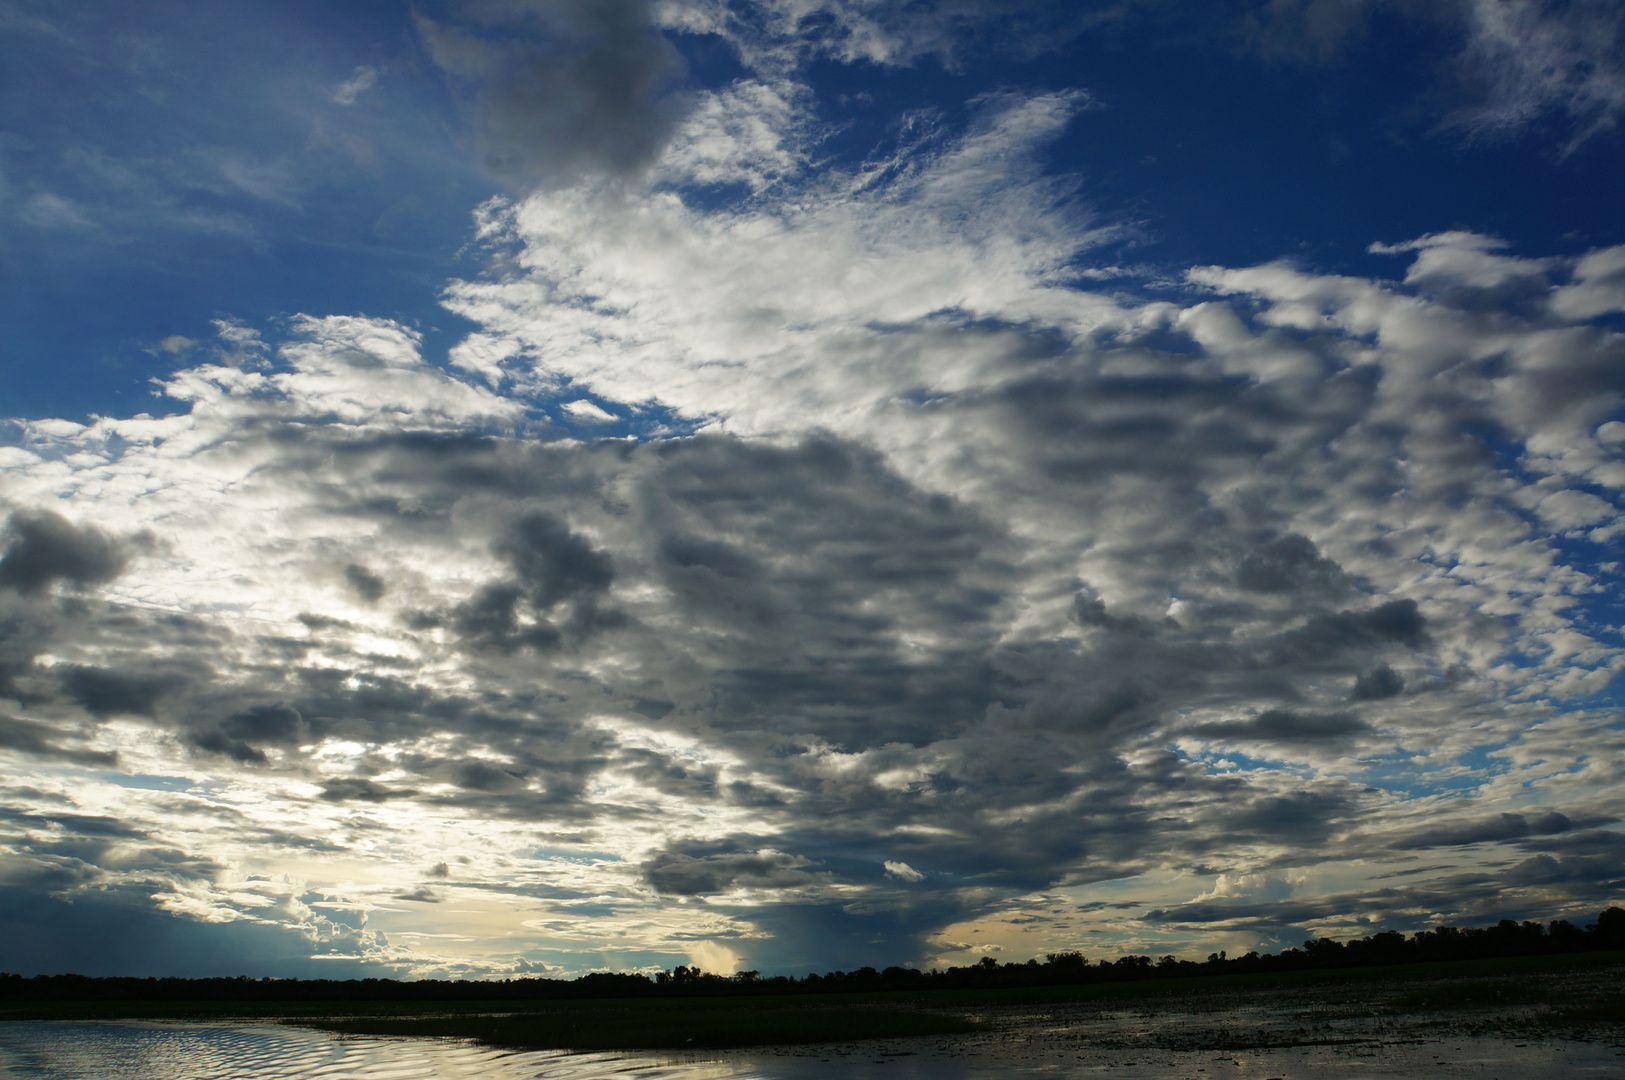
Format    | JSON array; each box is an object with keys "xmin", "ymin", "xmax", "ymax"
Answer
[
  {"xmin": 0, "ymin": 1021, "xmax": 752, "ymax": 1080},
  {"xmin": 2, "ymin": 1020, "xmax": 1621, "ymax": 1080}
]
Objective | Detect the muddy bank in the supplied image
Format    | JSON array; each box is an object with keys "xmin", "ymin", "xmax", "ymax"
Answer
[{"xmin": 707, "ymin": 961, "xmax": 1625, "ymax": 1078}]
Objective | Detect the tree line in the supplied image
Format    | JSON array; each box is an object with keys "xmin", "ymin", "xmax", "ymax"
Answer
[{"xmin": 3, "ymin": 907, "xmax": 1621, "ymax": 1003}]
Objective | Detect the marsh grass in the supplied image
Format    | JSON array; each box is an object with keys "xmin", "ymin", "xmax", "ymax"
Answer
[
  {"xmin": 1533, "ymin": 993, "xmax": 1625, "ymax": 1029},
  {"xmin": 1384, "ymin": 976, "xmax": 1547, "ymax": 1012}
]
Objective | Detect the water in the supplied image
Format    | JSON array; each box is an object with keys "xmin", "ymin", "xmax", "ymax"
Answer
[
  {"xmin": 0, "ymin": 1022, "xmax": 733, "ymax": 1080},
  {"xmin": 0, "ymin": 1021, "xmax": 1621, "ymax": 1080}
]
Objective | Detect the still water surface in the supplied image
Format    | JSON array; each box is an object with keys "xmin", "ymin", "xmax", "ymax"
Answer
[{"xmin": 0, "ymin": 1020, "xmax": 1619, "ymax": 1080}]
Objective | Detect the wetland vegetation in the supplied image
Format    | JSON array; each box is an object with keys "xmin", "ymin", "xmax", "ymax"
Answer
[{"xmin": 3, "ymin": 909, "xmax": 1621, "ymax": 1053}]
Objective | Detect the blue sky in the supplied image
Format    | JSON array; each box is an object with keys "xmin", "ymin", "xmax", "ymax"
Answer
[
  {"xmin": 1, "ymin": 0, "xmax": 1623, "ymax": 979},
  {"xmin": 9, "ymin": 0, "xmax": 1622, "ymax": 422}
]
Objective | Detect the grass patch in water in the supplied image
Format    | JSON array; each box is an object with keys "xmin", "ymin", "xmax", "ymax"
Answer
[
  {"xmin": 1535, "ymin": 993, "xmax": 1625, "ymax": 1029},
  {"xmin": 1384, "ymin": 977, "xmax": 1549, "ymax": 1013}
]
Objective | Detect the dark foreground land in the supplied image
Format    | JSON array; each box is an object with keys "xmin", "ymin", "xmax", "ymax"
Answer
[{"xmin": 1, "ymin": 951, "xmax": 1621, "ymax": 1053}]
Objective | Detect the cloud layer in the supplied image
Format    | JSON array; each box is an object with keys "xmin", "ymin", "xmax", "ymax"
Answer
[{"xmin": 1, "ymin": 19, "xmax": 1622, "ymax": 978}]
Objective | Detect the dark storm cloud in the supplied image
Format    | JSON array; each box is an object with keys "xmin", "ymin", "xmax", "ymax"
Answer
[
  {"xmin": 0, "ymin": 714, "xmax": 116, "ymax": 767},
  {"xmin": 1269, "ymin": 600, "xmax": 1431, "ymax": 663},
  {"xmin": 1218, "ymin": 787, "xmax": 1364, "ymax": 846},
  {"xmin": 1390, "ymin": 811, "xmax": 1574, "ymax": 851},
  {"xmin": 735, "ymin": 896, "xmax": 984, "ymax": 974},
  {"xmin": 319, "ymin": 777, "xmax": 419, "ymax": 803},
  {"xmin": 1351, "ymin": 662, "xmax": 1404, "ymax": 701},
  {"xmin": 641, "ymin": 847, "xmax": 816, "ymax": 896},
  {"xmin": 221, "ymin": 703, "xmax": 307, "ymax": 744},
  {"xmin": 344, "ymin": 563, "xmax": 387, "ymax": 603},
  {"xmin": 1234, "ymin": 534, "xmax": 1350, "ymax": 596},
  {"xmin": 497, "ymin": 511, "xmax": 615, "ymax": 607},
  {"xmin": 451, "ymin": 512, "xmax": 618, "ymax": 652},
  {"xmin": 451, "ymin": 759, "xmax": 527, "ymax": 792},
  {"xmin": 453, "ymin": 582, "xmax": 559, "ymax": 651},
  {"xmin": 1142, "ymin": 848, "xmax": 1625, "ymax": 931},
  {"xmin": 637, "ymin": 435, "xmax": 1011, "ymax": 747},
  {"xmin": 1072, "ymin": 592, "xmax": 1166, "ymax": 636},
  {"xmin": 1509, "ymin": 827, "xmax": 1623, "ymax": 858},
  {"xmin": 416, "ymin": 0, "xmax": 686, "ymax": 185},
  {"xmin": 0, "ymin": 607, "xmax": 49, "ymax": 703},
  {"xmin": 190, "ymin": 729, "xmax": 269, "ymax": 765},
  {"xmin": 0, "ymin": 886, "xmax": 392, "ymax": 978},
  {"xmin": 60, "ymin": 666, "xmax": 185, "ymax": 718},
  {"xmin": 1191, "ymin": 709, "xmax": 1372, "ymax": 743},
  {"xmin": 0, "ymin": 510, "xmax": 130, "ymax": 595},
  {"xmin": 0, "ymin": 806, "xmax": 147, "ymax": 841}
]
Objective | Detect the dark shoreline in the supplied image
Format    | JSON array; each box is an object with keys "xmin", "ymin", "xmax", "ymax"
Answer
[{"xmin": 3, "ymin": 951, "xmax": 1620, "ymax": 1052}]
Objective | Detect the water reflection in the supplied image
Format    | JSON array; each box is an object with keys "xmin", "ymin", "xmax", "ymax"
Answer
[
  {"xmin": 0, "ymin": 1021, "xmax": 737, "ymax": 1080},
  {"xmin": 0, "ymin": 1020, "xmax": 1620, "ymax": 1080}
]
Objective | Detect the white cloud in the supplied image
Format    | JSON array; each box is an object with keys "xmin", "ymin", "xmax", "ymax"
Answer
[
  {"xmin": 332, "ymin": 65, "xmax": 379, "ymax": 106},
  {"xmin": 562, "ymin": 400, "xmax": 619, "ymax": 423},
  {"xmin": 1452, "ymin": 0, "xmax": 1625, "ymax": 151},
  {"xmin": 1190, "ymin": 871, "xmax": 1297, "ymax": 905},
  {"xmin": 144, "ymin": 335, "xmax": 197, "ymax": 359},
  {"xmin": 885, "ymin": 860, "xmax": 926, "ymax": 882},
  {"xmin": 1551, "ymin": 245, "xmax": 1625, "ymax": 320},
  {"xmin": 1371, "ymin": 230, "xmax": 1554, "ymax": 290},
  {"xmin": 442, "ymin": 88, "xmax": 1113, "ymax": 446},
  {"xmin": 19, "ymin": 192, "xmax": 91, "ymax": 229},
  {"xmin": 686, "ymin": 940, "xmax": 741, "ymax": 974},
  {"xmin": 654, "ymin": 79, "xmax": 809, "ymax": 192}
]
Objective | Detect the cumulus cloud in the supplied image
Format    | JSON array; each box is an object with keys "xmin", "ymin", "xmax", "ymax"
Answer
[
  {"xmin": 1550, "ymin": 245, "xmax": 1625, "ymax": 320},
  {"xmin": 0, "ymin": 510, "xmax": 132, "ymax": 596},
  {"xmin": 1, "ymin": 81, "xmax": 1622, "ymax": 977}
]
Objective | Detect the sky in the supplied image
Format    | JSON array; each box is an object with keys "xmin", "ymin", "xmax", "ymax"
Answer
[{"xmin": 0, "ymin": 0, "xmax": 1623, "ymax": 980}]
